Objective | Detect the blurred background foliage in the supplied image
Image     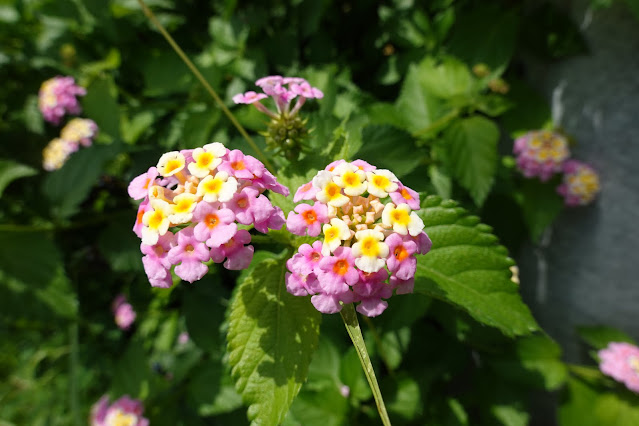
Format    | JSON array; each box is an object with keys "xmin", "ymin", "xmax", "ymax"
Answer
[{"xmin": 1, "ymin": 0, "xmax": 638, "ymax": 424}]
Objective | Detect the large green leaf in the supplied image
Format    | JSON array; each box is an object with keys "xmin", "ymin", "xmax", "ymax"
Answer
[
  {"xmin": 42, "ymin": 144, "xmax": 117, "ymax": 218},
  {"xmin": 356, "ymin": 125, "xmax": 423, "ymax": 178},
  {"xmin": 82, "ymin": 74, "xmax": 121, "ymax": 138},
  {"xmin": 414, "ymin": 196, "xmax": 538, "ymax": 336},
  {"xmin": 447, "ymin": 6, "xmax": 519, "ymax": 75},
  {"xmin": 416, "ymin": 56, "xmax": 474, "ymax": 100},
  {"xmin": 442, "ymin": 116, "xmax": 498, "ymax": 206},
  {"xmin": 395, "ymin": 63, "xmax": 442, "ymax": 134},
  {"xmin": 227, "ymin": 257, "xmax": 322, "ymax": 425},
  {"xmin": 0, "ymin": 159, "xmax": 37, "ymax": 197}
]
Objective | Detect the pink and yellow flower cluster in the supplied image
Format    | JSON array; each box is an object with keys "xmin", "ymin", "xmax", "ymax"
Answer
[
  {"xmin": 513, "ymin": 130, "xmax": 600, "ymax": 206},
  {"xmin": 38, "ymin": 76, "xmax": 86, "ymax": 125},
  {"xmin": 233, "ymin": 75, "xmax": 323, "ymax": 119},
  {"xmin": 557, "ymin": 160, "xmax": 601, "ymax": 206},
  {"xmin": 285, "ymin": 160, "xmax": 431, "ymax": 317},
  {"xmin": 598, "ymin": 341, "xmax": 639, "ymax": 394},
  {"xmin": 90, "ymin": 395, "xmax": 148, "ymax": 426},
  {"xmin": 128, "ymin": 142, "xmax": 288, "ymax": 287},
  {"xmin": 42, "ymin": 118, "xmax": 98, "ymax": 171},
  {"xmin": 513, "ymin": 130, "xmax": 570, "ymax": 181}
]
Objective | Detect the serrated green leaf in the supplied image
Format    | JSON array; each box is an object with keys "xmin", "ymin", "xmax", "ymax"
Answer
[
  {"xmin": 414, "ymin": 196, "xmax": 538, "ymax": 336},
  {"xmin": 416, "ymin": 56, "xmax": 474, "ymax": 99},
  {"xmin": 577, "ymin": 325, "xmax": 637, "ymax": 350},
  {"xmin": 0, "ymin": 159, "xmax": 37, "ymax": 197},
  {"xmin": 443, "ymin": 116, "xmax": 498, "ymax": 205},
  {"xmin": 395, "ymin": 63, "xmax": 442, "ymax": 133},
  {"xmin": 227, "ymin": 257, "xmax": 321, "ymax": 425},
  {"xmin": 356, "ymin": 125, "xmax": 423, "ymax": 178}
]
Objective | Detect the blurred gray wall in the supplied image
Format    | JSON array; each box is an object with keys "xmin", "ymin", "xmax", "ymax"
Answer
[{"xmin": 518, "ymin": 0, "xmax": 639, "ymax": 363}]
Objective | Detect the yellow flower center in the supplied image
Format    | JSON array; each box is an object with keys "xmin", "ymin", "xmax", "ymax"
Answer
[
  {"xmin": 391, "ymin": 209, "xmax": 410, "ymax": 225},
  {"xmin": 360, "ymin": 236, "xmax": 380, "ymax": 257},
  {"xmin": 205, "ymin": 213, "xmax": 219, "ymax": 228}
]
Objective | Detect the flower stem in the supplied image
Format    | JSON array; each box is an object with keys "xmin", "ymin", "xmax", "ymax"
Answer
[
  {"xmin": 340, "ymin": 303, "xmax": 392, "ymax": 426},
  {"xmin": 136, "ymin": 0, "xmax": 275, "ymax": 172}
]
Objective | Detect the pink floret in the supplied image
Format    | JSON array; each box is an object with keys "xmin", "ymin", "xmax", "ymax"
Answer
[{"xmin": 598, "ymin": 342, "xmax": 639, "ymax": 393}]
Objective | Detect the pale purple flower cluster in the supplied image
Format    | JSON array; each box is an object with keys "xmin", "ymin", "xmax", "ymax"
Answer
[
  {"xmin": 513, "ymin": 130, "xmax": 570, "ymax": 181},
  {"xmin": 112, "ymin": 294, "xmax": 136, "ymax": 330},
  {"xmin": 90, "ymin": 395, "xmax": 149, "ymax": 426},
  {"xmin": 38, "ymin": 76, "xmax": 86, "ymax": 125},
  {"xmin": 285, "ymin": 160, "xmax": 431, "ymax": 317},
  {"xmin": 233, "ymin": 75, "xmax": 323, "ymax": 118},
  {"xmin": 513, "ymin": 130, "xmax": 600, "ymax": 206},
  {"xmin": 557, "ymin": 160, "xmax": 600, "ymax": 206},
  {"xmin": 598, "ymin": 342, "xmax": 639, "ymax": 393},
  {"xmin": 128, "ymin": 142, "xmax": 288, "ymax": 287}
]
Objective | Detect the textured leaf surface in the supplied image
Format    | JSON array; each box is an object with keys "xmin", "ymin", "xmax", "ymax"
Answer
[
  {"xmin": 443, "ymin": 116, "xmax": 498, "ymax": 206},
  {"xmin": 227, "ymin": 257, "xmax": 322, "ymax": 425},
  {"xmin": 414, "ymin": 196, "xmax": 538, "ymax": 336}
]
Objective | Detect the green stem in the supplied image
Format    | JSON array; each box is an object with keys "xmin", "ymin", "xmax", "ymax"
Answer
[
  {"xmin": 340, "ymin": 303, "xmax": 392, "ymax": 426},
  {"xmin": 70, "ymin": 322, "xmax": 80, "ymax": 426},
  {"xmin": 136, "ymin": 0, "xmax": 275, "ymax": 172}
]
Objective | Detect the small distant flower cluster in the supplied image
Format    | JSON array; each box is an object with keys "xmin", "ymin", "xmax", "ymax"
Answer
[
  {"xmin": 557, "ymin": 160, "xmax": 601, "ymax": 206},
  {"xmin": 112, "ymin": 294, "xmax": 136, "ymax": 330},
  {"xmin": 128, "ymin": 142, "xmax": 288, "ymax": 287},
  {"xmin": 38, "ymin": 76, "xmax": 98, "ymax": 171},
  {"xmin": 42, "ymin": 118, "xmax": 98, "ymax": 171},
  {"xmin": 598, "ymin": 341, "xmax": 639, "ymax": 394},
  {"xmin": 91, "ymin": 395, "xmax": 149, "ymax": 426},
  {"xmin": 285, "ymin": 160, "xmax": 432, "ymax": 317},
  {"xmin": 38, "ymin": 76, "xmax": 86, "ymax": 125},
  {"xmin": 513, "ymin": 130, "xmax": 600, "ymax": 206},
  {"xmin": 233, "ymin": 76, "xmax": 323, "ymax": 160}
]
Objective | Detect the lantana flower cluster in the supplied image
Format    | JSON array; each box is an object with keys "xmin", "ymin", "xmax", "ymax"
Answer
[
  {"xmin": 38, "ymin": 75, "xmax": 98, "ymax": 171},
  {"xmin": 90, "ymin": 395, "xmax": 149, "ymax": 426},
  {"xmin": 233, "ymin": 75, "xmax": 323, "ymax": 160},
  {"xmin": 557, "ymin": 160, "xmax": 601, "ymax": 206},
  {"xmin": 598, "ymin": 341, "xmax": 639, "ymax": 393},
  {"xmin": 128, "ymin": 142, "xmax": 288, "ymax": 287},
  {"xmin": 513, "ymin": 130, "xmax": 600, "ymax": 206},
  {"xmin": 112, "ymin": 294, "xmax": 136, "ymax": 330},
  {"xmin": 38, "ymin": 76, "xmax": 86, "ymax": 125},
  {"xmin": 285, "ymin": 160, "xmax": 432, "ymax": 317},
  {"xmin": 42, "ymin": 118, "xmax": 98, "ymax": 171}
]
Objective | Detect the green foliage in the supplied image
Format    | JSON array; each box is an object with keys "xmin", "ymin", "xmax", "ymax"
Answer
[
  {"xmin": 0, "ymin": 0, "xmax": 621, "ymax": 424},
  {"xmin": 227, "ymin": 256, "xmax": 322, "ymax": 425},
  {"xmin": 415, "ymin": 196, "xmax": 538, "ymax": 336}
]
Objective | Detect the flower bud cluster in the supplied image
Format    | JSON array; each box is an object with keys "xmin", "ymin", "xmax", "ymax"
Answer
[
  {"xmin": 91, "ymin": 395, "xmax": 149, "ymax": 426},
  {"xmin": 38, "ymin": 76, "xmax": 86, "ymax": 125},
  {"xmin": 233, "ymin": 76, "xmax": 323, "ymax": 160},
  {"xmin": 557, "ymin": 160, "xmax": 600, "ymax": 206},
  {"xmin": 128, "ymin": 142, "xmax": 288, "ymax": 287},
  {"xmin": 285, "ymin": 160, "xmax": 432, "ymax": 317},
  {"xmin": 42, "ymin": 118, "xmax": 98, "ymax": 171},
  {"xmin": 513, "ymin": 130, "xmax": 600, "ymax": 206},
  {"xmin": 598, "ymin": 342, "xmax": 639, "ymax": 394},
  {"xmin": 513, "ymin": 130, "xmax": 570, "ymax": 181}
]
